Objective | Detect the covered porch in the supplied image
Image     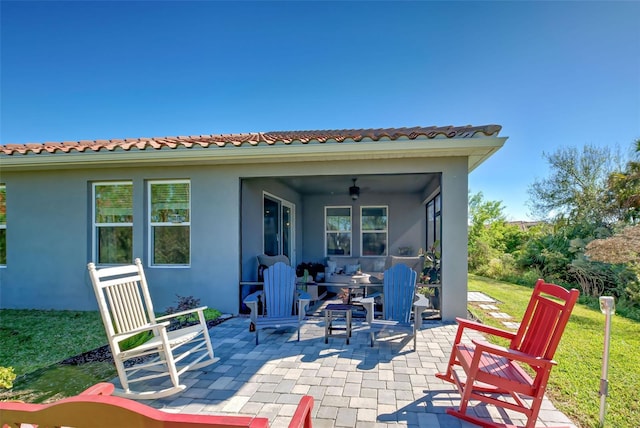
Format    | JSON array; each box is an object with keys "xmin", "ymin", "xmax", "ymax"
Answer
[{"xmin": 240, "ymin": 169, "xmax": 460, "ymax": 321}]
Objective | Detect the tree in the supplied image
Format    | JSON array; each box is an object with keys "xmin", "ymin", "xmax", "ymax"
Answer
[
  {"xmin": 586, "ymin": 224, "xmax": 640, "ymax": 265},
  {"xmin": 606, "ymin": 138, "xmax": 640, "ymax": 223},
  {"xmin": 585, "ymin": 224, "xmax": 640, "ymax": 306},
  {"xmin": 527, "ymin": 145, "xmax": 625, "ymax": 226},
  {"xmin": 468, "ymin": 191, "xmax": 524, "ymax": 274}
]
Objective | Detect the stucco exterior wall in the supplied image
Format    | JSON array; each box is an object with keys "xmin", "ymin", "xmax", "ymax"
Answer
[
  {"xmin": 440, "ymin": 159, "xmax": 469, "ymax": 321},
  {"xmin": 1, "ymin": 155, "xmax": 471, "ymax": 320},
  {"xmin": 0, "ymin": 165, "xmax": 242, "ymax": 314}
]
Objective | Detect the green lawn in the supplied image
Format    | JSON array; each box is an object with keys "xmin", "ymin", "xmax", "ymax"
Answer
[
  {"xmin": 0, "ymin": 310, "xmax": 108, "ymax": 376},
  {"xmin": 468, "ymin": 275, "xmax": 640, "ymax": 428},
  {"xmin": 0, "ymin": 309, "xmax": 114, "ymax": 403}
]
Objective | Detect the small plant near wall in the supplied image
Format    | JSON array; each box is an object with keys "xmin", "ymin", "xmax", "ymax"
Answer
[
  {"xmin": 418, "ymin": 241, "xmax": 441, "ymax": 284},
  {"xmin": 164, "ymin": 295, "xmax": 221, "ymax": 329},
  {"xmin": 295, "ymin": 262, "xmax": 325, "ymax": 280},
  {"xmin": 0, "ymin": 366, "xmax": 16, "ymax": 389}
]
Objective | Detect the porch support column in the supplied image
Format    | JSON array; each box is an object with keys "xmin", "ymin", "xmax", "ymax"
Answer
[{"xmin": 440, "ymin": 160, "xmax": 469, "ymax": 321}]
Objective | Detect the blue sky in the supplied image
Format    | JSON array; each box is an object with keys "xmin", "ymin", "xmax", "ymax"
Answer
[{"xmin": 2, "ymin": 1, "xmax": 639, "ymax": 220}]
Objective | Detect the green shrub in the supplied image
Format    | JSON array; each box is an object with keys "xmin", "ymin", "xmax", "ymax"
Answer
[
  {"xmin": 118, "ymin": 331, "xmax": 153, "ymax": 352},
  {"xmin": 164, "ymin": 295, "xmax": 221, "ymax": 330},
  {"xmin": 0, "ymin": 366, "xmax": 16, "ymax": 389},
  {"xmin": 116, "ymin": 297, "xmax": 221, "ymax": 352},
  {"xmin": 484, "ymin": 254, "xmax": 517, "ymax": 280}
]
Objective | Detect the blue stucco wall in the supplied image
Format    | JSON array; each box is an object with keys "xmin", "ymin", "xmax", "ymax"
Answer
[
  {"xmin": 0, "ymin": 155, "xmax": 470, "ymax": 321},
  {"xmin": 0, "ymin": 165, "xmax": 242, "ymax": 314}
]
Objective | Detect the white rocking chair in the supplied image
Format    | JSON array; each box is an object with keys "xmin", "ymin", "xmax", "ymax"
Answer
[{"xmin": 87, "ymin": 258, "xmax": 218, "ymax": 399}]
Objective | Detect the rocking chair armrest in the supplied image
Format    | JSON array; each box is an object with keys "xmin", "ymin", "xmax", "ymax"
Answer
[
  {"xmin": 155, "ymin": 306, "xmax": 208, "ymax": 321},
  {"xmin": 113, "ymin": 322, "xmax": 170, "ymax": 341},
  {"xmin": 471, "ymin": 339, "xmax": 557, "ymax": 368},
  {"xmin": 80, "ymin": 383, "xmax": 115, "ymax": 396},
  {"xmin": 289, "ymin": 395, "xmax": 314, "ymax": 428},
  {"xmin": 456, "ymin": 317, "xmax": 516, "ymax": 340}
]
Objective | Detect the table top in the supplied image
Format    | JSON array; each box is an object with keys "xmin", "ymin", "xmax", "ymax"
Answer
[{"xmin": 325, "ymin": 304, "xmax": 354, "ymax": 311}]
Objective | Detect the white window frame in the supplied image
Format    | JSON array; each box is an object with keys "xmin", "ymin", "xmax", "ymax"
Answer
[
  {"xmin": 325, "ymin": 206, "xmax": 352, "ymax": 257},
  {"xmin": 360, "ymin": 205, "xmax": 389, "ymax": 257},
  {"xmin": 148, "ymin": 179, "xmax": 191, "ymax": 267},
  {"xmin": 92, "ymin": 181, "xmax": 133, "ymax": 265},
  {"xmin": 0, "ymin": 184, "xmax": 5, "ymax": 267},
  {"xmin": 262, "ymin": 192, "xmax": 296, "ymax": 266}
]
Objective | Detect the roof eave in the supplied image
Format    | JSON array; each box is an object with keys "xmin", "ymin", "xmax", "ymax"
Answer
[{"xmin": 0, "ymin": 136, "xmax": 507, "ymax": 172}]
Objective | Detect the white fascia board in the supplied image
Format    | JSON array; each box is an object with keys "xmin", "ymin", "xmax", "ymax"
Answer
[{"xmin": 0, "ymin": 136, "xmax": 507, "ymax": 172}]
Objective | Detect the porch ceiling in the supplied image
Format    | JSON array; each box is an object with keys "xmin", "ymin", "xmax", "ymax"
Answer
[{"xmin": 277, "ymin": 174, "xmax": 438, "ymax": 195}]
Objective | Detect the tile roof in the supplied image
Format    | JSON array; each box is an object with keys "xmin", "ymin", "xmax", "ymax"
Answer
[{"xmin": 1, "ymin": 124, "xmax": 501, "ymax": 156}]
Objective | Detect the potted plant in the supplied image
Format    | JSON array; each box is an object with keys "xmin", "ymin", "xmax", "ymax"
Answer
[{"xmin": 418, "ymin": 242, "xmax": 441, "ymax": 309}]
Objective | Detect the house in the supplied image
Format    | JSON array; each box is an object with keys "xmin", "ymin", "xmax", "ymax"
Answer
[{"xmin": 0, "ymin": 125, "xmax": 507, "ymax": 321}]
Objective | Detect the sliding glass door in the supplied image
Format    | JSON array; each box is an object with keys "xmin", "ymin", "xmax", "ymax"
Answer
[{"xmin": 263, "ymin": 193, "xmax": 294, "ymax": 264}]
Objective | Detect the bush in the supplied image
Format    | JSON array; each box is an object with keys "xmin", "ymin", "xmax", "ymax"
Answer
[
  {"xmin": 164, "ymin": 295, "xmax": 221, "ymax": 330},
  {"xmin": 119, "ymin": 331, "xmax": 153, "ymax": 352},
  {"xmin": 0, "ymin": 366, "xmax": 16, "ymax": 389},
  {"xmin": 119, "ymin": 295, "xmax": 221, "ymax": 351},
  {"xmin": 483, "ymin": 254, "xmax": 518, "ymax": 280}
]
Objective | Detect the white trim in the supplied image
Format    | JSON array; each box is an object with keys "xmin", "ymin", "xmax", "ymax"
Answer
[
  {"xmin": 262, "ymin": 192, "xmax": 296, "ymax": 266},
  {"xmin": 282, "ymin": 200, "xmax": 296, "ymax": 267},
  {"xmin": 360, "ymin": 205, "xmax": 389, "ymax": 257},
  {"xmin": 147, "ymin": 179, "xmax": 191, "ymax": 267},
  {"xmin": 92, "ymin": 181, "xmax": 133, "ymax": 265},
  {"xmin": 324, "ymin": 205, "xmax": 352, "ymax": 258}
]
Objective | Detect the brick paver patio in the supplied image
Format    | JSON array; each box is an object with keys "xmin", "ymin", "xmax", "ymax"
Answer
[{"xmin": 124, "ymin": 314, "xmax": 577, "ymax": 428}]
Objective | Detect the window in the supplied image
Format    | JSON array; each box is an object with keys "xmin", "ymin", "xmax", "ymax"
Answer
[
  {"xmin": 149, "ymin": 180, "xmax": 190, "ymax": 266},
  {"xmin": 93, "ymin": 182, "xmax": 133, "ymax": 264},
  {"xmin": 361, "ymin": 206, "xmax": 388, "ymax": 256},
  {"xmin": 325, "ymin": 206, "xmax": 351, "ymax": 256},
  {"xmin": 426, "ymin": 193, "xmax": 441, "ymax": 253},
  {"xmin": 0, "ymin": 184, "xmax": 5, "ymax": 266}
]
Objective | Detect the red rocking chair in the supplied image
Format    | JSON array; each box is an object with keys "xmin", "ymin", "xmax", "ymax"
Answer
[{"xmin": 436, "ymin": 279, "xmax": 579, "ymax": 428}]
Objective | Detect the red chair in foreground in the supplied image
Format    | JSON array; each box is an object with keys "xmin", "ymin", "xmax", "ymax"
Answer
[
  {"xmin": 0, "ymin": 382, "xmax": 314, "ymax": 428},
  {"xmin": 436, "ymin": 279, "xmax": 579, "ymax": 428}
]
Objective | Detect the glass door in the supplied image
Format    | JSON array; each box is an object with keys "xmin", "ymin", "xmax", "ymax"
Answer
[{"xmin": 263, "ymin": 194, "xmax": 295, "ymax": 264}]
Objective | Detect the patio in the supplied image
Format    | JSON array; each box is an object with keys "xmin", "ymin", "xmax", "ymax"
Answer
[{"xmin": 128, "ymin": 314, "xmax": 577, "ymax": 428}]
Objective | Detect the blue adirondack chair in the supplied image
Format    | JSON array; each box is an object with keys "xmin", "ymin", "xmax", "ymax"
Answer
[
  {"xmin": 244, "ymin": 262, "xmax": 311, "ymax": 345},
  {"xmin": 356, "ymin": 264, "xmax": 429, "ymax": 350}
]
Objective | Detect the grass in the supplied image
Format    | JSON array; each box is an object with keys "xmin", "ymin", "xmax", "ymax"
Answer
[
  {"xmin": 0, "ymin": 310, "xmax": 108, "ymax": 376},
  {"xmin": 0, "ymin": 308, "xmax": 222, "ymax": 403},
  {"xmin": 468, "ymin": 274, "xmax": 640, "ymax": 428},
  {"xmin": 0, "ymin": 309, "xmax": 114, "ymax": 403}
]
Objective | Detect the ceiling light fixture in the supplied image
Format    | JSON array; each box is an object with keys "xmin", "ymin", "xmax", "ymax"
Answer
[{"xmin": 349, "ymin": 178, "xmax": 360, "ymax": 201}]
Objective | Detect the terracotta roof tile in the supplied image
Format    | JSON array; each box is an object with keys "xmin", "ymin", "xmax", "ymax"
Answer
[{"xmin": 0, "ymin": 124, "xmax": 501, "ymax": 156}]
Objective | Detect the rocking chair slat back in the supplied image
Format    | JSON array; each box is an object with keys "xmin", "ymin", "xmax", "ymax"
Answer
[
  {"xmin": 105, "ymin": 280, "xmax": 149, "ymax": 334},
  {"xmin": 264, "ymin": 262, "xmax": 297, "ymax": 318},
  {"xmin": 383, "ymin": 264, "xmax": 418, "ymax": 324},
  {"xmin": 511, "ymin": 280, "xmax": 579, "ymax": 360},
  {"xmin": 89, "ymin": 260, "xmax": 158, "ymax": 336}
]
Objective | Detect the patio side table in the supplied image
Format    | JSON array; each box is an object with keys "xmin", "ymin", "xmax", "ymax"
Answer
[{"xmin": 324, "ymin": 304, "xmax": 352, "ymax": 345}]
